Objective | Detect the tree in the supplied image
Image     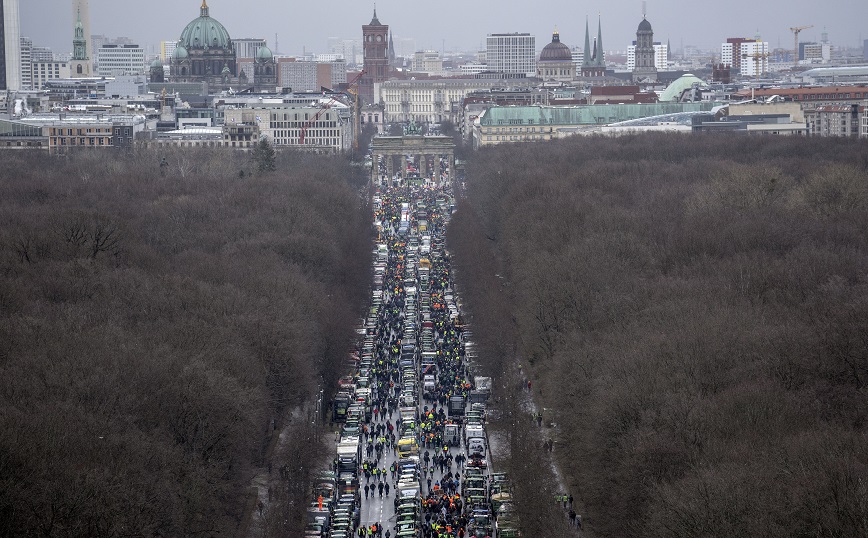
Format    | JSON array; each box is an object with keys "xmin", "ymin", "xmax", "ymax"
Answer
[{"xmin": 252, "ymin": 137, "xmax": 277, "ymax": 173}]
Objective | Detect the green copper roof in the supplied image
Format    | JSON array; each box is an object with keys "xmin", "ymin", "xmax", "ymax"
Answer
[
  {"xmin": 479, "ymin": 102, "xmax": 717, "ymax": 126},
  {"xmin": 658, "ymin": 74, "xmax": 708, "ymax": 102},
  {"xmin": 178, "ymin": 3, "xmax": 233, "ymax": 51}
]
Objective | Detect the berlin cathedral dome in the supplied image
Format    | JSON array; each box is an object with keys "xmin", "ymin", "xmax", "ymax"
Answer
[{"xmin": 170, "ymin": 1, "xmax": 237, "ymax": 86}]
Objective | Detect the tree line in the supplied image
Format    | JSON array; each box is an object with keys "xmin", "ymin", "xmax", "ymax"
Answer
[
  {"xmin": 0, "ymin": 148, "xmax": 373, "ymax": 536},
  {"xmin": 448, "ymin": 133, "xmax": 868, "ymax": 537}
]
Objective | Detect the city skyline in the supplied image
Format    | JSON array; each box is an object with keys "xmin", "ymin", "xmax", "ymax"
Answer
[{"xmin": 18, "ymin": 0, "xmax": 868, "ymax": 59}]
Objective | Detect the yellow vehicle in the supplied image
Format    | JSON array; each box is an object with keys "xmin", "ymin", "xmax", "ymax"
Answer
[
  {"xmin": 419, "ymin": 258, "xmax": 431, "ymax": 269},
  {"xmin": 397, "ymin": 436, "xmax": 419, "ymax": 457}
]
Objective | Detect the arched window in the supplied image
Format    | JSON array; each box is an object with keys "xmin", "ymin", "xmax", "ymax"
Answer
[{"xmin": 77, "ymin": 65, "xmax": 82, "ymax": 74}]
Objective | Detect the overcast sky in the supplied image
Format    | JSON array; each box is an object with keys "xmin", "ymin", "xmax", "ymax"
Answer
[{"xmin": 20, "ymin": 0, "xmax": 868, "ymax": 57}]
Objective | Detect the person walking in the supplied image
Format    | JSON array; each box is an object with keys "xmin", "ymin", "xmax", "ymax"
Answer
[{"xmin": 364, "ymin": 484, "xmax": 370, "ymax": 499}]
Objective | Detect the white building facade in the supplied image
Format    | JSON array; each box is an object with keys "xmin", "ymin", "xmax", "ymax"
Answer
[
  {"xmin": 160, "ymin": 40, "xmax": 177, "ymax": 63},
  {"xmin": 2, "ymin": 0, "xmax": 22, "ymax": 90},
  {"xmin": 223, "ymin": 103, "xmax": 353, "ymax": 152},
  {"xmin": 740, "ymin": 40, "xmax": 769, "ymax": 77},
  {"xmin": 628, "ymin": 43, "xmax": 668, "ymax": 71},
  {"xmin": 19, "ymin": 35, "xmax": 30, "ymax": 89},
  {"xmin": 380, "ymin": 77, "xmax": 538, "ymax": 125},
  {"xmin": 279, "ymin": 60, "xmax": 347, "ymax": 92},
  {"xmin": 486, "ymin": 33, "xmax": 536, "ymax": 76},
  {"xmin": 234, "ymin": 38, "xmax": 267, "ymax": 61},
  {"xmin": 32, "ymin": 60, "xmax": 70, "ymax": 90},
  {"xmin": 96, "ymin": 44, "xmax": 145, "ymax": 77}
]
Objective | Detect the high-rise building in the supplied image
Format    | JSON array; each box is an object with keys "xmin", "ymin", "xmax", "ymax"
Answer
[
  {"xmin": 160, "ymin": 40, "xmax": 177, "ymax": 63},
  {"xmin": 739, "ymin": 40, "xmax": 769, "ymax": 77},
  {"xmin": 19, "ymin": 35, "xmax": 30, "ymax": 89},
  {"xmin": 234, "ymin": 38, "xmax": 267, "ymax": 61},
  {"xmin": 486, "ymin": 33, "xmax": 536, "ymax": 76},
  {"xmin": 2, "ymin": 0, "xmax": 22, "ymax": 91},
  {"xmin": 863, "ymin": 39, "xmax": 867, "ymax": 60},
  {"xmin": 720, "ymin": 37, "xmax": 752, "ymax": 72},
  {"xmin": 800, "ymin": 42, "xmax": 832, "ymax": 64},
  {"xmin": 32, "ymin": 46, "xmax": 54, "ymax": 62},
  {"xmin": 632, "ymin": 16, "xmax": 657, "ymax": 82},
  {"xmin": 361, "ymin": 8, "xmax": 389, "ymax": 105},
  {"xmin": 279, "ymin": 59, "xmax": 346, "ymax": 92},
  {"xmin": 96, "ymin": 44, "xmax": 145, "ymax": 77}
]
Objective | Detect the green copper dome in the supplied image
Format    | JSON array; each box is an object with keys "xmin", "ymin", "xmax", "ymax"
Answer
[
  {"xmin": 256, "ymin": 45, "xmax": 273, "ymax": 61},
  {"xmin": 173, "ymin": 45, "xmax": 189, "ymax": 60},
  {"xmin": 178, "ymin": 1, "xmax": 233, "ymax": 51}
]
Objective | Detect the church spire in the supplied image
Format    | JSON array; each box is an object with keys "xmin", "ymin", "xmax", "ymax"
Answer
[
  {"xmin": 582, "ymin": 17, "xmax": 592, "ymax": 66},
  {"xmin": 595, "ymin": 15, "xmax": 605, "ymax": 67},
  {"xmin": 73, "ymin": 7, "xmax": 88, "ymax": 60}
]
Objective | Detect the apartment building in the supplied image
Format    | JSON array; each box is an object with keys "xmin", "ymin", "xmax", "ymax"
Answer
[{"xmin": 486, "ymin": 33, "xmax": 536, "ymax": 76}]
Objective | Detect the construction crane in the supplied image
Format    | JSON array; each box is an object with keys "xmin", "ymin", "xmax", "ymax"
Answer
[
  {"xmin": 299, "ymin": 70, "xmax": 365, "ymax": 145},
  {"xmin": 790, "ymin": 25, "xmax": 813, "ymax": 68},
  {"xmin": 741, "ymin": 50, "xmax": 771, "ymax": 79}
]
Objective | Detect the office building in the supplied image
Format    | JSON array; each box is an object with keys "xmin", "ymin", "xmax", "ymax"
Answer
[
  {"xmin": 328, "ymin": 38, "xmax": 362, "ymax": 67},
  {"xmin": 31, "ymin": 46, "xmax": 53, "ymax": 62},
  {"xmin": 32, "ymin": 60, "xmax": 70, "ymax": 89},
  {"xmin": 720, "ymin": 37, "xmax": 754, "ymax": 72},
  {"xmin": 223, "ymin": 102, "xmax": 353, "ymax": 152},
  {"xmin": 2, "ymin": 0, "xmax": 22, "ymax": 91},
  {"xmin": 381, "ymin": 77, "xmax": 538, "ymax": 125},
  {"xmin": 19, "ymin": 35, "xmax": 29, "ymax": 89},
  {"xmin": 160, "ymin": 40, "xmax": 177, "ymax": 63},
  {"xmin": 235, "ymin": 38, "xmax": 267, "ymax": 61},
  {"xmin": 800, "ymin": 42, "xmax": 832, "ymax": 64},
  {"xmin": 96, "ymin": 44, "xmax": 145, "ymax": 77},
  {"xmin": 486, "ymin": 33, "xmax": 536, "ymax": 76},
  {"xmin": 279, "ymin": 60, "xmax": 346, "ymax": 92},
  {"xmin": 739, "ymin": 40, "xmax": 769, "ymax": 77},
  {"xmin": 413, "ymin": 50, "xmax": 442, "ymax": 73}
]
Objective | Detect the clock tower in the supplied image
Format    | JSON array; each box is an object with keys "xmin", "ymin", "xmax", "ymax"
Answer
[
  {"xmin": 70, "ymin": 9, "xmax": 91, "ymax": 77},
  {"xmin": 361, "ymin": 8, "xmax": 388, "ymax": 105}
]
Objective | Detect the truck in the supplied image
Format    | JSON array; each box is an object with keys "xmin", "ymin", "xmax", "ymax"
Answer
[
  {"xmin": 448, "ymin": 395, "xmax": 465, "ymax": 418},
  {"xmin": 336, "ymin": 437, "xmax": 361, "ymax": 475},
  {"xmin": 444, "ymin": 423, "xmax": 461, "ymax": 446},
  {"xmin": 470, "ymin": 376, "xmax": 492, "ymax": 404},
  {"xmin": 423, "ymin": 374, "xmax": 436, "ymax": 396},
  {"xmin": 333, "ymin": 391, "xmax": 352, "ymax": 422}
]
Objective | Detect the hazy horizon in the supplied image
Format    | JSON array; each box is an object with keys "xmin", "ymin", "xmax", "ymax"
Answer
[{"xmin": 20, "ymin": 0, "xmax": 868, "ymax": 58}]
